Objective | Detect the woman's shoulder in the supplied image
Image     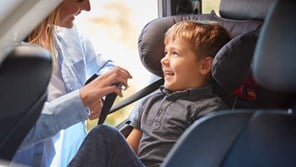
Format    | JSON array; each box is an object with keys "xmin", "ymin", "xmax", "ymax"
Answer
[{"xmin": 54, "ymin": 25, "xmax": 81, "ymax": 40}]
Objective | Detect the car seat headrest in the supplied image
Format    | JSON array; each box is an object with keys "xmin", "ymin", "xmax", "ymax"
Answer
[
  {"xmin": 138, "ymin": 11, "xmax": 262, "ymax": 77},
  {"xmin": 212, "ymin": 30, "xmax": 259, "ymax": 91},
  {"xmin": 219, "ymin": 0, "xmax": 275, "ymax": 20},
  {"xmin": 253, "ymin": 0, "xmax": 296, "ymax": 93}
]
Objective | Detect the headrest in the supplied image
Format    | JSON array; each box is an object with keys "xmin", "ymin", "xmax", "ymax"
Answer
[
  {"xmin": 138, "ymin": 12, "xmax": 262, "ymax": 77},
  {"xmin": 253, "ymin": 0, "xmax": 296, "ymax": 93},
  {"xmin": 219, "ymin": 0, "xmax": 275, "ymax": 20},
  {"xmin": 212, "ymin": 30, "xmax": 259, "ymax": 91}
]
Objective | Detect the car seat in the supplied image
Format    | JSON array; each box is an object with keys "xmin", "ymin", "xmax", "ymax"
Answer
[
  {"xmin": 137, "ymin": 4, "xmax": 275, "ymax": 109},
  {"xmin": 0, "ymin": 43, "xmax": 52, "ymax": 161},
  {"xmin": 118, "ymin": 0, "xmax": 276, "ymax": 137},
  {"xmin": 161, "ymin": 0, "xmax": 296, "ymax": 166},
  {"xmin": 140, "ymin": 0, "xmax": 291, "ymax": 110}
]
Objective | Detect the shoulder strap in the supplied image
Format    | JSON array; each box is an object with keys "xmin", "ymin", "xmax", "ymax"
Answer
[
  {"xmin": 98, "ymin": 78, "xmax": 164, "ymax": 124},
  {"xmin": 85, "ymin": 74, "xmax": 163, "ymax": 124},
  {"xmin": 109, "ymin": 78, "xmax": 164, "ymax": 114}
]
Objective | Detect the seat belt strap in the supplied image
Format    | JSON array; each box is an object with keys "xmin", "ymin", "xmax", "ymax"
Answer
[
  {"xmin": 109, "ymin": 78, "xmax": 164, "ymax": 114},
  {"xmin": 85, "ymin": 74, "xmax": 164, "ymax": 124},
  {"xmin": 98, "ymin": 78, "xmax": 163, "ymax": 124}
]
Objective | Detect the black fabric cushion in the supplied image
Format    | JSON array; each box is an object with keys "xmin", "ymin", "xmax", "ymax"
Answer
[
  {"xmin": 212, "ymin": 30, "xmax": 259, "ymax": 91},
  {"xmin": 162, "ymin": 109, "xmax": 296, "ymax": 167},
  {"xmin": 138, "ymin": 11, "xmax": 262, "ymax": 77},
  {"xmin": 202, "ymin": 11, "xmax": 263, "ymax": 37},
  {"xmin": 212, "ymin": 29, "xmax": 292, "ymax": 109},
  {"xmin": 253, "ymin": 0, "xmax": 296, "ymax": 93},
  {"xmin": 219, "ymin": 0, "xmax": 274, "ymax": 20}
]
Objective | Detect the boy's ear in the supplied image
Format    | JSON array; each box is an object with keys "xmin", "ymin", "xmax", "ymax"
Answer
[{"xmin": 199, "ymin": 56, "xmax": 213, "ymax": 75}]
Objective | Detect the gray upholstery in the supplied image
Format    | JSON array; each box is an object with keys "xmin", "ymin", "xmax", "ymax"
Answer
[
  {"xmin": 253, "ymin": 0, "xmax": 296, "ymax": 93},
  {"xmin": 219, "ymin": 0, "xmax": 274, "ymax": 20},
  {"xmin": 162, "ymin": 110, "xmax": 296, "ymax": 167},
  {"xmin": 212, "ymin": 30, "xmax": 259, "ymax": 91}
]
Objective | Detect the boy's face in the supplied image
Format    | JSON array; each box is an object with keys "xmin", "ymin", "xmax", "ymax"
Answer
[{"xmin": 161, "ymin": 37, "xmax": 211, "ymax": 91}]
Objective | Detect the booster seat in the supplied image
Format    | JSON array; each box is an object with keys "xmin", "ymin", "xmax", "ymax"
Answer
[
  {"xmin": 138, "ymin": 0, "xmax": 278, "ymax": 109},
  {"xmin": 119, "ymin": 9, "xmax": 264, "ymax": 136}
]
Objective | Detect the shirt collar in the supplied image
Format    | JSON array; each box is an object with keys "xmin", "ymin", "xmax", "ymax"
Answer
[{"xmin": 160, "ymin": 84, "xmax": 213, "ymax": 100}]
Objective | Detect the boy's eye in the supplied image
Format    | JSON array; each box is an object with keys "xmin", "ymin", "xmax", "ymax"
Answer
[
  {"xmin": 76, "ymin": 0, "xmax": 84, "ymax": 2},
  {"xmin": 172, "ymin": 52, "xmax": 179, "ymax": 57}
]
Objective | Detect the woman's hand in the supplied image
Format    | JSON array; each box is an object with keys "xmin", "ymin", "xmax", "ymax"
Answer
[
  {"xmin": 88, "ymin": 99, "xmax": 103, "ymax": 120},
  {"xmin": 79, "ymin": 66, "xmax": 132, "ymax": 109}
]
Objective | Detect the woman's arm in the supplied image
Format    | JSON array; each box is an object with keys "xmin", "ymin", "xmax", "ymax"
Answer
[{"xmin": 18, "ymin": 90, "xmax": 88, "ymax": 151}]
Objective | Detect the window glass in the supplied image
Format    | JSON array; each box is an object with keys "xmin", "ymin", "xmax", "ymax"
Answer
[
  {"xmin": 202, "ymin": 0, "xmax": 220, "ymax": 14},
  {"xmin": 75, "ymin": 0, "xmax": 158, "ymax": 128}
]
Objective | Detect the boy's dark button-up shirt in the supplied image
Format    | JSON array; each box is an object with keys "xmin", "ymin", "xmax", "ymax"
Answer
[{"xmin": 130, "ymin": 84, "xmax": 228, "ymax": 167}]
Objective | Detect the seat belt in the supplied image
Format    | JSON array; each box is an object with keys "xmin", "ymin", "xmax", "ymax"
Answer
[
  {"xmin": 98, "ymin": 91, "xmax": 117, "ymax": 124},
  {"xmin": 98, "ymin": 78, "xmax": 163, "ymax": 124},
  {"xmin": 108, "ymin": 78, "xmax": 164, "ymax": 114},
  {"xmin": 85, "ymin": 74, "xmax": 163, "ymax": 124}
]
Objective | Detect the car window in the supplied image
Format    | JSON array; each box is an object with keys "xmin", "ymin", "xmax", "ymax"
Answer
[{"xmin": 202, "ymin": 0, "xmax": 220, "ymax": 14}]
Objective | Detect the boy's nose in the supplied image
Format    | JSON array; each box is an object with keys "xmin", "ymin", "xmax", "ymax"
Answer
[{"xmin": 160, "ymin": 56, "xmax": 169, "ymax": 65}]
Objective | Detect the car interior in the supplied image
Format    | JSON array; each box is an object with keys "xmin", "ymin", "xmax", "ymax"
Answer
[
  {"xmin": 0, "ymin": 0, "xmax": 295, "ymax": 166},
  {"xmin": 119, "ymin": 0, "xmax": 276, "ymax": 132},
  {"xmin": 120, "ymin": 0, "xmax": 296, "ymax": 166}
]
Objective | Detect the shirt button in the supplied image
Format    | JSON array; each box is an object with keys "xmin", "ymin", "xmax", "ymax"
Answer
[
  {"xmin": 157, "ymin": 110, "xmax": 162, "ymax": 115},
  {"xmin": 153, "ymin": 123, "xmax": 160, "ymax": 130}
]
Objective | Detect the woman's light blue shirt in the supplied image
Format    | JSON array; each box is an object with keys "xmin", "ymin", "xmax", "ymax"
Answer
[{"xmin": 12, "ymin": 26, "xmax": 115, "ymax": 167}]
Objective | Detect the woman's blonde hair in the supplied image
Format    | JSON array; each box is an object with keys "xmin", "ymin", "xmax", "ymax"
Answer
[{"xmin": 27, "ymin": 8, "xmax": 60, "ymax": 68}]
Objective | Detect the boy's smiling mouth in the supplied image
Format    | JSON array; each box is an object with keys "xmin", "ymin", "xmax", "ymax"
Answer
[{"xmin": 163, "ymin": 70, "xmax": 175, "ymax": 79}]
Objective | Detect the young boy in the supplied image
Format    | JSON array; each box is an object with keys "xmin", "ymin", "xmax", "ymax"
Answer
[{"xmin": 68, "ymin": 20, "xmax": 231, "ymax": 167}]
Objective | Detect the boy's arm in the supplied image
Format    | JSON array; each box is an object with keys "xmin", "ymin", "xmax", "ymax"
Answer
[{"xmin": 126, "ymin": 128, "xmax": 143, "ymax": 153}]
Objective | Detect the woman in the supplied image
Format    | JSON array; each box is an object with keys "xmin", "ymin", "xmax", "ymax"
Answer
[{"xmin": 11, "ymin": 0, "xmax": 132, "ymax": 166}]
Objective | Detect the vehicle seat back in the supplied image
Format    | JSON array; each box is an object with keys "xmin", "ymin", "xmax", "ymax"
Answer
[{"xmin": 0, "ymin": 44, "xmax": 52, "ymax": 161}]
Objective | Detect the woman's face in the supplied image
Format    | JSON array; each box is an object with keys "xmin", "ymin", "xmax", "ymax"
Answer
[{"xmin": 57, "ymin": 0, "xmax": 91, "ymax": 28}]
